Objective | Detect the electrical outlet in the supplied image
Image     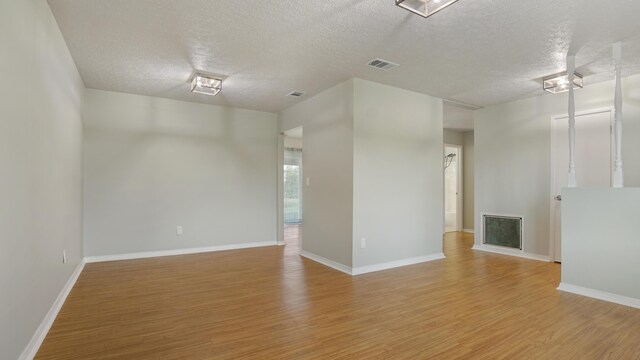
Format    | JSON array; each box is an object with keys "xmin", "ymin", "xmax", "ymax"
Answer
[
  {"xmin": 62, "ymin": 249, "xmax": 67, "ymax": 264},
  {"xmin": 360, "ymin": 238, "xmax": 366, "ymax": 249},
  {"xmin": 177, "ymin": 226, "xmax": 184, "ymax": 236}
]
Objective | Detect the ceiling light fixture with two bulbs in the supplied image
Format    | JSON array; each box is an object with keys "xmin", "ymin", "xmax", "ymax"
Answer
[
  {"xmin": 543, "ymin": 72, "xmax": 584, "ymax": 94},
  {"xmin": 191, "ymin": 73, "xmax": 223, "ymax": 96}
]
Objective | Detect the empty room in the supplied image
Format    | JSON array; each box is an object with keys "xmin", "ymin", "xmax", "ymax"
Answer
[{"xmin": 3, "ymin": 0, "xmax": 640, "ymax": 359}]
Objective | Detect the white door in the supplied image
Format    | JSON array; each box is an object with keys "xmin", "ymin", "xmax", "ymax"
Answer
[
  {"xmin": 444, "ymin": 145, "xmax": 462, "ymax": 232},
  {"xmin": 552, "ymin": 110, "xmax": 612, "ymax": 262}
]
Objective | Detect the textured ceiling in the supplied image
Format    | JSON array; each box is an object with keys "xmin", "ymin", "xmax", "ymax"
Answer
[{"xmin": 48, "ymin": 0, "xmax": 640, "ymax": 116}]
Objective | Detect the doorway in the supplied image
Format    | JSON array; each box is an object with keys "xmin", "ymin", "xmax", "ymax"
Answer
[
  {"xmin": 444, "ymin": 144, "xmax": 463, "ymax": 233},
  {"xmin": 550, "ymin": 109, "xmax": 613, "ymax": 262},
  {"xmin": 283, "ymin": 127, "xmax": 303, "ymax": 251}
]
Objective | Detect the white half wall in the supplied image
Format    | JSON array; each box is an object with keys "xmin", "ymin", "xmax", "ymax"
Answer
[
  {"xmin": 0, "ymin": 1, "xmax": 85, "ymax": 359},
  {"xmin": 83, "ymin": 89, "xmax": 278, "ymax": 256},
  {"xmin": 278, "ymin": 80, "xmax": 354, "ymax": 267},
  {"xmin": 475, "ymin": 74, "xmax": 640, "ymax": 257},
  {"xmin": 352, "ymin": 79, "xmax": 444, "ymax": 267},
  {"xmin": 560, "ymin": 188, "xmax": 640, "ymax": 307}
]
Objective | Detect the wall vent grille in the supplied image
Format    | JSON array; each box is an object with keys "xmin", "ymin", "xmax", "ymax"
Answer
[{"xmin": 483, "ymin": 215, "xmax": 523, "ymax": 250}]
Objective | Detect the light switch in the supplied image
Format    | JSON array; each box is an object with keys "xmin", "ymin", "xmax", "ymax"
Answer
[
  {"xmin": 177, "ymin": 226, "xmax": 183, "ymax": 236},
  {"xmin": 306, "ymin": 177, "xmax": 310, "ymax": 186}
]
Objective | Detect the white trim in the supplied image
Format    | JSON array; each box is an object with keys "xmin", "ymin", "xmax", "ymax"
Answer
[
  {"xmin": 472, "ymin": 244, "xmax": 550, "ymax": 262},
  {"xmin": 549, "ymin": 108, "xmax": 614, "ymax": 263},
  {"xmin": 550, "ymin": 107, "xmax": 615, "ymax": 121},
  {"xmin": 299, "ymin": 250, "xmax": 352, "ymax": 275},
  {"xmin": 19, "ymin": 259, "xmax": 86, "ymax": 360},
  {"xmin": 463, "ymin": 228, "xmax": 475, "ymax": 234},
  {"xmin": 85, "ymin": 241, "xmax": 277, "ymax": 263},
  {"xmin": 351, "ymin": 253, "xmax": 445, "ymax": 275},
  {"xmin": 557, "ymin": 282, "xmax": 640, "ymax": 309},
  {"xmin": 277, "ymin": 132, "xmax": 285, "ymax": 245},
  {"xmin": 300, "ymin": 251, "xmax": 447, "ymax": 276}
]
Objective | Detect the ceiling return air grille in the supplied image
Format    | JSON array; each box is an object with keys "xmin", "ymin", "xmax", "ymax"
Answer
[
  {"xmin": 287, "ymin": 91, "xmax": 305, "ymax": 97},
  {"xmin": 366, "ymin": 58, "xmax": 400, "ymax": 70}
]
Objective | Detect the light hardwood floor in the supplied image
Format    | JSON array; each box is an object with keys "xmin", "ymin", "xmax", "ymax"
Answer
[
  {"xmin": 284, "ymin": 223, "xmax": 301, "ymax": 251},
  {"xmin": 37, "ymin": 232, "xmax": 640, "ymax": 359}
]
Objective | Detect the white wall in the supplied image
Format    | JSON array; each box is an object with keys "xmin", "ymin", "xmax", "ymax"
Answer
[
  {"xmin": 279, "ymin": 79, "xmax": 445, "ymax": 269},
  {"xmin": 284, "ymin": 136, "xmax": 303, "ymax": 149},
  {"xmin": 352, "ymin": 79, "xmax": 444, "ymax": 267},
  {"xmin": 278, "ymin": 80, "xmax": 354, "ymax": 267},
  {"xmin": 0, "ymin": 1, "xmax": 85, "ymax": 358},
  {"xmin": 444, "ymin": 129, "xmax": 464, "ymax": 145},
  {"xmin": 561, "ymin": 188, "xmax": 640, "ymax": 302},
  {"xmin": 83, "ymin": 89, "xmax": 278, "ymax": 256},
  {"xmin": 475, "ymin": 74, "xmax": 640, "ymax": 256}
]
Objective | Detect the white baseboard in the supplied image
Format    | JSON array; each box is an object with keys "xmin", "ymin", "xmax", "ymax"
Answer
[
  {"xmin": 352, "ymin": 253, "xmax": 446, "ymax": 275},
  {"xmin": 557, "ymin": 282, "xmax": 640, "ymax": 309},
  {"xmin": 299, "ymin": 251, "xmax": 352, "ymax": 275},
  {"xmin": 19, "ymin": 259, "xmax": 86, "ymax": 360},
  {"xmin": 85, "ymin": 241, "xmax": 278, "ymax": 263},
  {"xmin": 300, "ymin": 251, "xmax": 446, "ymax": 276},
  {"xmin": 472, "ymin": 244, "xmax": 550, "ymax": 262},
  {"xmin": 463, "ymin": 229, "xmax": 475, "ymax": 234}
]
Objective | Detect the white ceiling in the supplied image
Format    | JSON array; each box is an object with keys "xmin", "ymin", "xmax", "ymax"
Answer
[{"xmin": 48, "ymin": 0, "xmax": 640, "ymax": 115}]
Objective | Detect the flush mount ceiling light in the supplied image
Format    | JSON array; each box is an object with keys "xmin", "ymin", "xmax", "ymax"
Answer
[
  {"xmin": 191, "ymin": 73, "xmax": 223, "ymax": 96},
  {"xmin": 395, "ymin": 0, "xmax": 460, "ymax": 18},
  {"xmin": 543, "ymin": 72, "xmax": 583, "ymax": 94}
]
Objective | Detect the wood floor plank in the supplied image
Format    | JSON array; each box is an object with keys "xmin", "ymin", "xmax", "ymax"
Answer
[{"xmin": 36, "ymin": 232, "xmax": 640, "ymax": 359}]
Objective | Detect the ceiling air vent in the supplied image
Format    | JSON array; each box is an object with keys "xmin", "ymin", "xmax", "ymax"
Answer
[
  {"xmin": 366, "ymin": 58, "xmax": 400, "ymax": 71},
  {"xmin": 287, "ymin": 91, "xmax": 305, "ymax": 97}
]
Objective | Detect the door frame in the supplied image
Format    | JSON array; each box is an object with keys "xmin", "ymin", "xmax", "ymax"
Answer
[
  {"xmin": 279, "ymin": 127, "xmax": 304, "ymax": 247},
  {"xmin": 444, "ymin": 143, "xmax": 463, "ymax": 233},
  {"xmin": 548, "ymin": 107, "xmax": 613, "ymax": 262},
  {"xmin": 277, "ymin": 133, "xmax": 285, "ymax": 245}
]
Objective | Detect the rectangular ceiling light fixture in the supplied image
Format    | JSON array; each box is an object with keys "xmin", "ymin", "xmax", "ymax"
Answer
[
  {"xmin": 396, "ymin": 0, "xmax": 460, "ymax": 18},
  {"xmin": 543, "ymin": 72, "xmax": 584, "ymax": 94},
  {"xmin": 191, "ymin": 73, "xmax": 223, "ymax": 96}
]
